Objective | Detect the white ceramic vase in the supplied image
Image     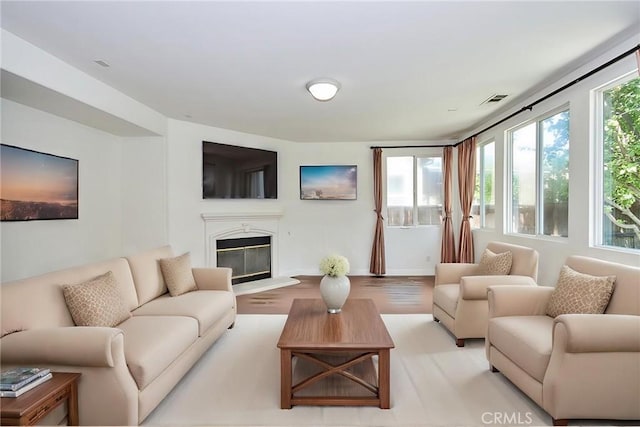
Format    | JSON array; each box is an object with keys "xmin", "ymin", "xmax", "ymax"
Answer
[{"xmin": 319, "ymin": 275, "xmax": 350, "ymax": 313}]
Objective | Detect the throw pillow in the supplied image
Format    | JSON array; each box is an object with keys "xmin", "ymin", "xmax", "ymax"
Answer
[
  {"xmin": 62, "ymin": 271, "xmax": 131, "ymax": 327},
  {"xmin": 159, "ymin": 252, "xmax": 197, "ymax": 297},
  {"xmin": 477, "ymin": 249, "xmax": 512, "ymax": 275},
  {"xmin": 546, "ymin": 265, "xmax": 616, "ymax": 317}
]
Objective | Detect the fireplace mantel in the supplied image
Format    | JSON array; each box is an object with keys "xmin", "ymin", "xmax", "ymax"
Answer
[
  {"xmin": 201, "ymin": 210, "xmax": 284, "ymax": 277},
  {"xmin": 201, "ymin": 211, "xmax": 284, "ymax": 222}
]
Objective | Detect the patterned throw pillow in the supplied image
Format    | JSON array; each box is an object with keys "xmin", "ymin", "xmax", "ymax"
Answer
[
  {"xmin": 159, "ymin": 252, "xmax": 198, "ymax": 297},
  {"xmin": 546, "ymin": 265, "xmax": 616, "ymax": 317},
  {"xmin": 477, "ymin": 249, "xmax": 512, "ymax": 275},
  {"xmin": 62, "ymin": 271, "xmax": 131, "ymax": 327}
]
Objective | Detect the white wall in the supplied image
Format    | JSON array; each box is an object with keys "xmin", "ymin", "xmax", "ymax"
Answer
[
  {"xmin": 0, "ymin": 100, "xmax": 124, "ymax": 281},
  {"xmin": 277, "ymin": 141, "xmax": 376, "ymax": 276},
  {"xmin": 120, "ymin": 136, "xmax": 168, "ymax": 255},
  {"xmin": 470, "ymin": 34, "xmax": 640, "ymax": 286},
  {"xmin": 166, "ymin": 119, "xmax": 446, "ymax": 276}
]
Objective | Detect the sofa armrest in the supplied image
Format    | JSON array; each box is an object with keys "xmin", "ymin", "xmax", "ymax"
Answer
[
  {"xmin": 553, "ymin": 314, "xmax": 640, "ymax": 353},
  {"xmin": 193, "ymin": 267, "xmax": 233, "ymax": 292},
  {"xmin": 435, "ymin": 263, "xmax": 479, "ymax": 286},
  {"xmin": 0, "ymin": 327, "xmax": 122, "ymax": 367},
  {"xmin": 2, "ymin": 327, "xmax": 139, "ymax": 425},
  {"xmin": 460, "ymin": 275, "xmax": 536, "ymax": 300},
  {"xmin": 488, "ymin": 285, "xmax": 554, "ymax": 318}
]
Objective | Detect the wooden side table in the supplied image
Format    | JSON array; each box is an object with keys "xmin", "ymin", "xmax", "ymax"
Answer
[{"xmin": 1, "ymin": 372, "xmax": 81, "ymax": 426}]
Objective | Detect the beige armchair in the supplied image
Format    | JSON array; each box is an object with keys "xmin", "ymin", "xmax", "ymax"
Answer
[
  {"xmin": 433, "ymin": 241, "xmax": 539, "ymax": 346},
  {"xmin": 486, "ymin": 256, "xmax": 640, "ymax": 426}
]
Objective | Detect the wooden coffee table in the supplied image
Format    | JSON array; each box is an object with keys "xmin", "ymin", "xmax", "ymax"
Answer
[{"xmin": 277, "ymin": 298, "xmax": 395, "ymax": 409}]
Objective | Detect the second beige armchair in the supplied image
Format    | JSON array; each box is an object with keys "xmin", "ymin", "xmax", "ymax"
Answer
[{"xmin": 433, "ymin": 241, "xmax": 539, "ymax": 346}]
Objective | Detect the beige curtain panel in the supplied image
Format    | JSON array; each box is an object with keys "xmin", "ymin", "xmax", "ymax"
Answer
[
  {"xmin": 369, "ymin": 147, "xmax": 386, "ymax": 275},
  {"xmin": 457, "ymin": 137, "xmax": 476, "ymax": 263},
  {"xmin": 440, "ymin": 146, "xmax": 456, "ymax": 263}
]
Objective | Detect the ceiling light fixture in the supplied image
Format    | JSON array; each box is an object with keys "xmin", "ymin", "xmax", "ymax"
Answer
[{"xmin": 306, "ymin": 78, "xmax": 341, "ymax": 101}]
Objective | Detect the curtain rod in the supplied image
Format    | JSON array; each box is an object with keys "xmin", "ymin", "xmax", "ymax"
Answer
[
  {"xmin": 371, "ymin": 43, "xmax": 640, "ymax": 150},
  {"xmin": 369, "ymin": 143, "xmax": 455, "ymax": 149}
]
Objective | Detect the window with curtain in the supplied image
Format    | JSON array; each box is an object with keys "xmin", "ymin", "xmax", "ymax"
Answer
[
  {"xmin": 471, "ymin": 140, "xmax": 495, "ymax": 229},
  {"xmin": 594, "ymin": 73, "xmax": 640, "ymax": 251},
  {"xmin": 507, "ymin": 108, "xmax": 570, "ymax": 237},
  {"xmin": 386, "ymin": 156, "xmax": 442, "ymax": 226}
]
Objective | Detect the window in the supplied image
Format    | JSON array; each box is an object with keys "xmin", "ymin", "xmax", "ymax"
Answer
[
  {"xmin": 472, "ymin": 140, "xmax": 495, "ymax": 228},
  {"xmin": 386, "ymin": 156, "xmax": 442, "ymax": 226},
  {"xmin": 595, "ymin": 74, "xmax": 640, "ymax": 250},
  {"xmin": 507, "ymin": 108, "xmax": 569, "ymax": 237}
]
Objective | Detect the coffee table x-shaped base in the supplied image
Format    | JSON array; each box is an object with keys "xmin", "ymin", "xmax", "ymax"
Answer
[{"xmin": 280, "ymin": 348, "xmax": 391, "ymax": 409}]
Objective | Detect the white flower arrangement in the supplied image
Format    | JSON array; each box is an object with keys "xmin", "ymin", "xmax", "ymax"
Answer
[{"xmin": 319, "ymin": 254, "xmax": 350, "ymax": 277}]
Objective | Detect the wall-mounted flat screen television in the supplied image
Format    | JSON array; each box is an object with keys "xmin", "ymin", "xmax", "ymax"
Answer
[{"xmin": 202, "ymin": 141, "xmax": 277, "ymax": 199}]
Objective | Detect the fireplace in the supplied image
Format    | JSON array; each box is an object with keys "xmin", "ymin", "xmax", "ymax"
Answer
[
  {"xmin": 216, "ymin": 236, "xmax": 271, "ymax": 284},
  {"xmin": 201, "ymin": 211, "xmax": 294, "ymax": 291}
]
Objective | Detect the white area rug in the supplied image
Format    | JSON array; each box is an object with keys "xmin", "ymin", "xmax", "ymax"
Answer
[{"xmin": 142, "ymin": 315, "xmax": 610, "ymax": 427}]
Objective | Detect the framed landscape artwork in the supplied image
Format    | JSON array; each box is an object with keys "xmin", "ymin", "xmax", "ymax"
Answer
[
  {"xmin": 1, "ymin": 144, "xmax": 79, "ymax": 221},
  {"xmin": 300, "ymin": 165, "xmax": 357, "ymax": 200}
]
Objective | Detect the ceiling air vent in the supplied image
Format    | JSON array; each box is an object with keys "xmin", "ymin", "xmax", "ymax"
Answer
[{"xmin": 481, "ymin": 94, "xmax": 508, "ymax": 105}]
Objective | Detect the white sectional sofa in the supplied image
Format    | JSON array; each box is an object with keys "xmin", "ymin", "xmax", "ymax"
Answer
[{"xmin": 0, "ymin": 245, "xmax": 236, "ymax": 426}]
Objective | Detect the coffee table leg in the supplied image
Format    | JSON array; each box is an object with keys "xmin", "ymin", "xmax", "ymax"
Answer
[
  {"xmin": 280, "ymin": 349, "xmax": 292, "ymax": 409},
  {"xmin": 378, "ymin": 349, "xmax": 390, "ymax": 409}
]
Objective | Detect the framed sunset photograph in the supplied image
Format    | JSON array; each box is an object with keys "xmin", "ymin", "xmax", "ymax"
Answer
[
  {"xmin": 1, "ymin": 144, "xmax": 79, "ymax": 221},
  {"xmin": 300, "ymin": 165, "xmax": 357, "ymax": 200}
]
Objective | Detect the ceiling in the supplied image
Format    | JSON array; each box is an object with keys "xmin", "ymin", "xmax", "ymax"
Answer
[{"xmin": 1, "ymin": 1, "xmax": 639, "ymax": 143}]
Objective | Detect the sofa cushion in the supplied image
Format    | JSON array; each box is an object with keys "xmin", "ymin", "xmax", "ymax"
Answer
[
  {"xmin": 159, "ymin": 252, "xmax": 197, "ymax": 297},
  {"xmin": 488, "ymin": 315, "xmax": 554, "ymax": 382},
  {"xmin": 62, "ymin": 271, "xmax": 131, "ymax": 327},
  {"xmin": 546, "ymin": 265, "xmax": 616, "ymax": 318},
  {"xmin": 117, "ymin": 315, "xmax": 198, "ymax": 390},
  {"xmin": 132, "ymin": 290, "xmax": 235, "ymax": 336},
  {"xmin": 477, "ymin": 249, "xmax": 512, "ymax": 275},
  {"xmin": 433, "ymin": 284, "xmax": 460, "ymax": 317},
  {"xmin": 126, "ymin": 245, "xmax": 174, "ymax": 306}
]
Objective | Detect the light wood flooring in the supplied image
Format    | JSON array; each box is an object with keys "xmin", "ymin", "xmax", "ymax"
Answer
[{"xmin": 236, "ymin": 275, "xmax": 434, "ymax": 314}]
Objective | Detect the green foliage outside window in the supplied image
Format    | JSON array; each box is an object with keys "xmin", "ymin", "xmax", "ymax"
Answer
[{"xmin": 603, "ymin": 77, "xmax": 640, "ymax": 249}]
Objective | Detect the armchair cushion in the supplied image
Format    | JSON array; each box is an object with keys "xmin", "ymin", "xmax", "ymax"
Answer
[
  {"xmin": 62, "ymin": 271, "xmax": 131, "ymax": 328},
  {"xmin": 477, "ymin": 249, "xmax": 512, "ymax": 275},
  {"xmin": 546, "ymin": 265, "xmax": 616, "ymax": 317},
  {"xmin": 488, "ymin": 315, "xmax": 554, "ymax": 382},
  {"xmin": 433, "ymin": 284, "xmax": 459, "ymax": 317}
]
